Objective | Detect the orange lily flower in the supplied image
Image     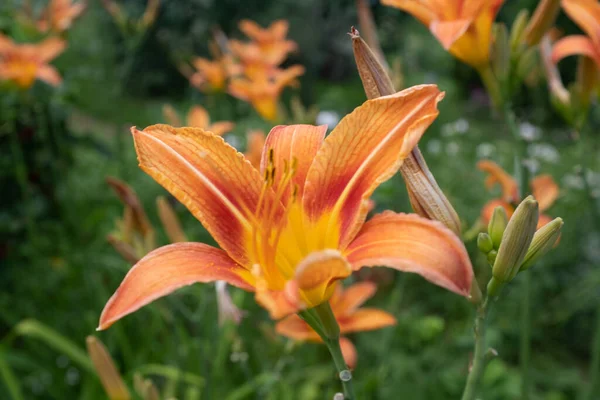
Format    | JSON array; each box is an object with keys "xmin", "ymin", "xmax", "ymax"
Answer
[
  {"xmin": 382, "ymin": 0, "xmax": 504, "ymax": 68},
  {"xmin": 190, "ymin": 55, "xmax": 237, "ymax": 92},
  {"xmin": 230, "ymin": 39, "xmax": 295, "ymax": 79},
  {"xmin": 552, "ymin": 0, "xmax": 600, "ymax": 67},
  {"xmin": 0, "ymin": 35, "xmax": 66, "ymax": 89},
  {"xmin": 229, "ymin": 66, "xmax": 305, "ymax": 121},
  {"xmin": 276, "ymin": 281, "xmax": 396, "ymax": 368},
  {"xmin": 238, "ymin": 19, "xmax": 297, "ymax": 63},
  {"xmin": 478, "ymin": 160, "xmax": 559, "ymax": 229},
  {"xmin": 37, "ymin": 0, "xmax": 86, "ymax": 33},
  {"xmin": 98, "ymin": 85, "xmax": 473, "ymax": 331},
  {"xmin": 162, "ymin": 104, "xmax": 235, "ymax": 136}
]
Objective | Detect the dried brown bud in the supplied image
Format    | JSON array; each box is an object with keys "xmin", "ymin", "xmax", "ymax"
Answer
[{"xmin": 351, "ymin": 27, "xmax": 461, "ymax": 234}]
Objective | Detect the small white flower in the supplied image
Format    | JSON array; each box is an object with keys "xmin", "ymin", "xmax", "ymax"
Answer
[
  {"xmin": 476, "ymin": 143, "xmax": 496, "ymax": 158},
  {"xmin": 528, "ymin": 143, "xmax": 560, "ymax": 164},
  {"xmin": 316, "ymin": 111, "xmax": 340, "ymax": 128},
  {"xmin": 427, "ymin": 139, "xmax": 442, "ymax": 155},
  {"xmin": 519, "ymin": 122, "xmax": 542, "ymax": 141},
  {"xmin": 445, "ymin": 141, "xmax": 460, "ymax": 156}
]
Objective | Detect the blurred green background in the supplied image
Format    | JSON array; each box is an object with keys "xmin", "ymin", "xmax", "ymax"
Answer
[{"xmin": 1, "ymin": 0, "xmax": 599, "ymax": 399}]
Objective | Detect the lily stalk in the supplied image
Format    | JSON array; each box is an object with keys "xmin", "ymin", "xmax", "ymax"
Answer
[{"xmin": 301, "ymin": 303, "xmax": 356, "ymax": 399}]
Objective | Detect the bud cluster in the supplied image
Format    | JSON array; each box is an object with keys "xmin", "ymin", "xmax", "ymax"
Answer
[{"xmin": 477, "ymin": 197, "xmax": 563, "ymax": 297}]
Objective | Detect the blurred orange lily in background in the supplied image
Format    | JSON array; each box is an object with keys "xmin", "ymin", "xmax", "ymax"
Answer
[
  {"xmin": 276, "ymin": 281, "xmax": 396, "ymax": 368},
  {"xmin": 37, "ymin": 0, "xmax": 86, "ymax": 33},
  {"xmin": 382, "ymin": 0, "xmax": 504, "ymax": 68},
  {"xmin": 162, "ymin": 104, "xmax": 235, "ymax": 136},
  {"xmin": 478, "ymin": 160, "xmax": 559, "ymax": 228},
  {"xmin": 238, "ymin": 19, "xmax": 297, "ymax": 57},
  {"xmin": 552, "ymin": 0, "xmax": 600, "ymax": 68},
  {"xmin": 244, "ymin": 129, "xmax": 266, "ymax": 169},
  {"xmin": 98, "ymin": 84, "xmax": 474, "ymax": 330},
  {"xmin": 190, "ymin": 55, "xmax": 238, "ymax": 92},
  {"xmin": 229, "ymin": 66, "xmax": 305, "ymax": 121},
  {"xmin": 0, "ymin": 34, "xmax": 66, "ymax": 88}
]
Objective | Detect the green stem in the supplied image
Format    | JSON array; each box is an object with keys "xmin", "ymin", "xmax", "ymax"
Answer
[
  {"xmin": 461, "ymin": 298, "xmax": 492, "ymax": 400},
  {"xmin": 478, "ymin": 65, "xmax": 503, "ymax": 111},
  {"xmin": 301, "ymin": 303, "xmax": 356, "ymax": 400},
  {"xmin": 324, "ymin": 337, "xmax": 355, "ymax": 400},
  {"xmin": 520, "ymin": 273, "xmax": 532, "ymax": 399},
  {"xmin": 583, "ymin": 305, "xmax": 600, "ymax": 400}
]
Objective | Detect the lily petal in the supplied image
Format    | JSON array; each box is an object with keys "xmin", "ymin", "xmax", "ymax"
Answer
[
  {"xmin": 339, "ymin": 337, "xmax": 358, "ymax": 369},
  {"xmin": 37, "ymin": 37, "xmax": 66, "ymax": 62},
  {"xmin": 98, "ymin": 243, "xmax": 254, "ymax": 330},
  {"xmin": 345, "ymin": 212, "xmax": 473, "ymax": 297},
  {"xmin": 380, "ymin": 0, "xmax": 436, "ymax": 26},
  {"xmin": 430, "ymin": 19, "xmax": 473, "ymax": 50},
  {"xmin": 36, "ymin": 65, "xmax": 62, "ymax": 86},
  {"xmin": 552, "ymin": 35, "xmax": 600, "ymax": 65},
  {"xmin": 208, "ymin": 121, "xmax": 236, "ymax": 136},
  {"xmin": 481, "ymin": 199, "xmax": 514, "ymax": 225},
  {"xmin": 187, "ymin": 106, "xmax": 209, "ymax": 129},
  {"xmin": 291, "ymin": 249, "xmax": 353, "ymax": 308},
  {"xmin": 562, "ymin": 0, "xmax": 600, "ymax": 47},
  {"xmin": 275, "ymin": 314, "xmax": 320, "ymax": 341},
  {"xmin": 331, "ymin": 281, "xmax": 376, "ymax": 316},
  {"xmin": 339, "ymin": 308, "xmax": 397, "ymax": 333},
  {"xmin": 260, "ymin": 124, "xmax": 327, "ymax": 204},
  {"xmin": 531, "ymin": 174, "xmax": 559, "ymax": 211},
  {"xmin": 477, "ymin": 160, "xmax": 519, "ymax": 203},
  {"xmin": 132, "ymin": 125, "xmax": 279, "ymax": 266},
  {"xmin": 303, "ymin": 85, "xmax": 444, "ymax": 248}
]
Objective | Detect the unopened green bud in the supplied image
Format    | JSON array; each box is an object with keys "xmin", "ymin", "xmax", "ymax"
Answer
[
  {"xmin": 487, "ymin": 250, "xmax": 498, "ymax": 266},
  {"xmin": 488, "ymin": 206, "xmax": 508, "ymax": 249},
  {"xmin": 520, "ymin": 217, "xmax": 563, "ymax": 271},
  {"xmin": 510, "ymin": 9, "xmax": 530, "ymax": 53},
  {"xmin": 487, "ymin": 276, "xmax": 505, "ymax": 297},
  {"xmin": 523, "ymin": 0, "xmax": 561, "ymax": 46},
  {"xmin": 477, "ymin": 232, "xmax": 494, "ymax": 254},
  {"xmin": 492, "ymin": 196, "xmax": 539, "ymax": 283}
]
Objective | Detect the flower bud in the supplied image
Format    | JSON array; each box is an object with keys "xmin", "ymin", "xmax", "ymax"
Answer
[
  {"xmin": 492, "ymin": 196, "xmax": 539, "ymax": 283},
  {"xmin": 86, "ymin": 336, "xmax": 131, "ymax": 400},
  {"xmin": 401, "ymin": 148, "xmax": 462, "ymax": 235},
  {"xmin": 487, "ymin": 249, "xmax": 498, "ymax": 266},
  {"xmin": 350, "ymin": 26, "xmax": 395, "ymax": 99},
  {"xmin": 520, "ymin": 217, "xmax": 563, "ymax": 271},
  {"xmin": 510, "ymin": 9, "xmax": 530, "ymax": 53},
  {"xmin": 351, "ymin": 27, "xmax": 461, "ymax": 234},
  {"xmin": 488, "ymin": 206, "xmax": 508, "ymax": 249},
  {"xmin": 477, "ymin": 232, "xmax": 494, "ymax": 254},
  {"xmin": 523, "ymin": 0, "xmax": 561, "ymax": 46}
]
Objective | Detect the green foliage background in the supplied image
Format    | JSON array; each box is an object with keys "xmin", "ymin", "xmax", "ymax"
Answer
[{"xmin": 1, "ymin": 0, "xmax": 599, "ymax": 399}]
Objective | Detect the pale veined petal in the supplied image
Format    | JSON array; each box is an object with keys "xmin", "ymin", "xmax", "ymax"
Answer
[
  {"xmin": 132, "ymin": 125, "xmax": 281, "ymax": 266},
  {"xmin": 345, "ymin": 212, "xmax": 473, "ymax": 297},
  {"xmin": 98, "ymin": 243, "xmax": 254, "ymax": 330}
]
